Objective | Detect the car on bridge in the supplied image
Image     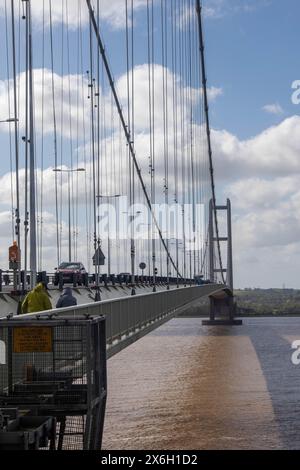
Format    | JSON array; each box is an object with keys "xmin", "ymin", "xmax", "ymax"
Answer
[{"xmin": 54, "ymin": 262, "xmax": 87, "ymax": 286}]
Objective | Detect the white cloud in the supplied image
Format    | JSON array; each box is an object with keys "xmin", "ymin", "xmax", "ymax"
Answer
[
  {"xmin": 0, "ymin": 69, "xmax": 90, "ymax": 139},
  {"xmin": 226, "ymin": 174, "xmax": 300, "ymax": 265},
  {"xmin": 232, "ymin": 201, "xmax": 300, "ymax": 250},
  {"xmin": 0, "ymin": 0, "xmax": 87, "ymax": 30},
  {"xmin": 92, "ymin": 0, "xmax": 149, "ymax": 30},
  {"xmin": 203, "ymin": 0, "xmax": 271, "ymax": 19},
  {"xmin": 212, "ymin": 116, "xmax": 300, "ymax": 180},
  {"xmin": 262, "ymin": 103, "xmax": 284, "ymax": 115},
  {"xmin": 0, "ymin": 64, "xmax": 221, "ymax": 140},
  {"xmin": 207, "ymin": 86, "xmax": 223, "ymax": 101},
  {"xmin": 116, "ymin": 64, "xmax": 204, "ymax": 133},
  {"xmin": 227, "ymin": 177, "xmax": 299, "ymax": 210},
  {"xmin": 0, "ymin": 0, "xmax": 149, "ymax": 30},
  {"xmin": 229, "ymin": 184, "xmax": 300, "ymax": 288}
]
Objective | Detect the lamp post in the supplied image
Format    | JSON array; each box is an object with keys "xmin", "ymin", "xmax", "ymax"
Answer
[
  {"xmin": 97, "ymin": 194, "xmax": 121, "ymax": 276},
  {"xmin": 1, "ymin": 117, "xmax": 21, "ymax": 289},
  {"xmin": 53, "ymin": 168, "xmax": 85, "ymax": 262},
  {"xmin": 122, "ymin": 210, "xmax": 142, "ymax": 295},
  {"xmin": 170, "ymin": 240, "xmax": 183, "ymax": 287}
]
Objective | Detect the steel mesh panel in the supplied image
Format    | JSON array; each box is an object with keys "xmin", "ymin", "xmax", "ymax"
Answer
[
  {"xmin": 58, "ymin": 416, "xmax": 85, "ymax": 450},
  {"xmin": 0, "ymin": 323, "xmax": 90, "ymax": 397},
  {"xmin": 0, "ymin": 317, "xmax": 107, "ymax": 450}
]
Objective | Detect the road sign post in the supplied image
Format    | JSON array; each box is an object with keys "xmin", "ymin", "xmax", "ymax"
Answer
[
  {"xmin": 139, "ymin": 262, "xmax": 146, "ymax": 281},
  {"xmin": 9, "ymin": 242, "xmax": 21, "ymax": 292}
]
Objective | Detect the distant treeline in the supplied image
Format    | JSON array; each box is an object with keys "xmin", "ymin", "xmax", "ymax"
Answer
[{"xmin": 235, "ymin": 289, "xmax": 300, "ymax": 316}]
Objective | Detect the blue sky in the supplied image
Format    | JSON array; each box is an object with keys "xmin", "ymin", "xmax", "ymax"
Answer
[{"xmin": 203, "ymin": 0, "xmax": 300, "ymax": 138}]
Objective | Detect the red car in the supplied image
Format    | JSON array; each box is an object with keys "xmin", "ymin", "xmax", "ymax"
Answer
[{"xmin": 54, "ymin": 262, "xmax": 87, "ymax": 286}]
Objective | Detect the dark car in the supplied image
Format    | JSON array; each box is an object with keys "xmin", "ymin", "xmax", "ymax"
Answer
[
  {"xmin": 54, "ymin": 262, "xmax": 87, "ymax": 286},
  {"xmin": 119, "ymin": 272, "xmax": 131, "ymax": 282}
]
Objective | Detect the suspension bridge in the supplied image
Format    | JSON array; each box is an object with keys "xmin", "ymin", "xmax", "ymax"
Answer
[{"xmin": 0, "ymin": 0, "xmax": 242, "ymax": 450}]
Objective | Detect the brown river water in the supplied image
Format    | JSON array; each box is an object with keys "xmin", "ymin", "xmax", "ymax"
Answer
[{"xmin": 102, "ymin": 317, "xmax": 300, "ymax": 450}]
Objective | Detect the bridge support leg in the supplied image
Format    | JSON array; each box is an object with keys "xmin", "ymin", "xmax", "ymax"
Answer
[{"xmin": 203, "ymin": 296, "xmax": 242, "ymax": 326}]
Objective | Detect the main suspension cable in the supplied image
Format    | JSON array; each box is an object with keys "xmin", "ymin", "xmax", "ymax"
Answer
[
  {"xmin": 86, "ymin": 0, "xmax": 182, "ymax": 278},
  {"xmin": 195, "ymin": 0, "xmax": 225, "ymax": 284}
]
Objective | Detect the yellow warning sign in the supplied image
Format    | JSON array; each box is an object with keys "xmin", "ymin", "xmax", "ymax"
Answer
[{"xmin": 13, "ymin": 327, "xmax": 53, "ymax": 353}]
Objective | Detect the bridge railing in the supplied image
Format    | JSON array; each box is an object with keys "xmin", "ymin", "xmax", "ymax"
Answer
[
  {"xmin": 0, "ymin": 269, "xmax": 197, "ymax": 292},
  {"xmin": 9, "ymin": 284, "xmax": 224, "ymax": 357}
]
